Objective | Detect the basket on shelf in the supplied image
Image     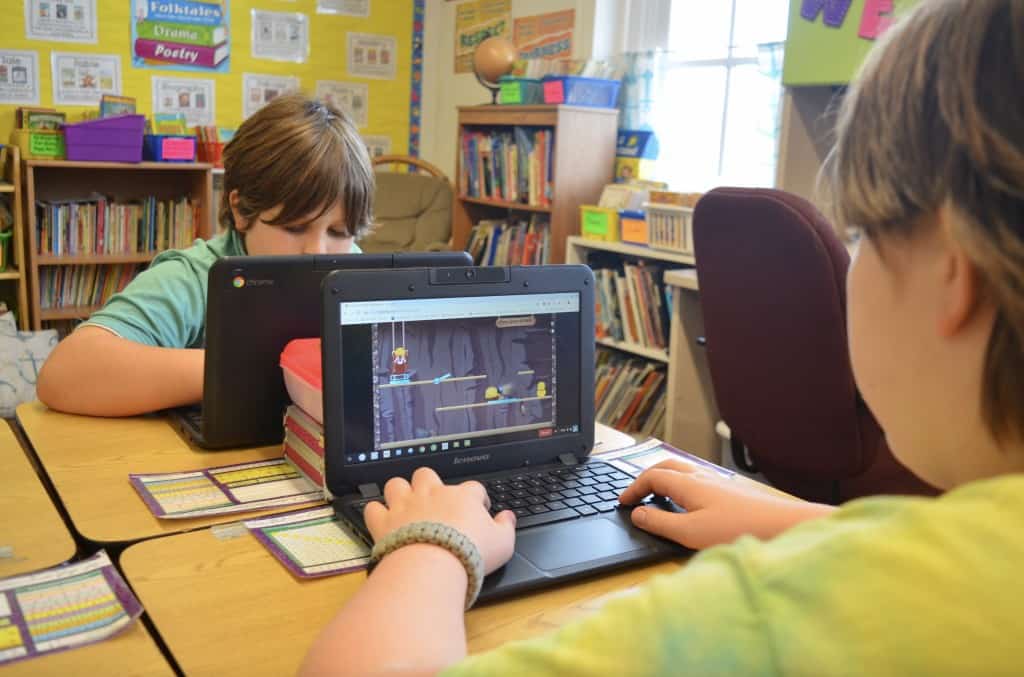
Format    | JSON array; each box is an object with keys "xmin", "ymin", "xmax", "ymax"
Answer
[
  {"xmin": 619, "ymin": 210, "xmax": 647, "ymax": 246},
  {"xmin": 499, "ymin": 76, "xmax": 544, "ymax": 105},
  {"xmin": 645, "ymin": 202, "xmax": 694, "ymax": 254},
  {"xmin": 197, "ymin": 142, "xmax": 225, "ymax": 167},
  {"xmin": 63, "ymin": 114, "xmax": 146, "ymax": 163},
  {"xmin": 580, "ymin": 205, "xmax": 619, "ymax": 242},
  {"xmin": 11, "ymin": 129, "xmax": 65, "ymax": 160},
  {"xmin": 542, "ymin": 76, "xmax": 621, "ymax": 108},
  {"xmin": 143, "ymin": 134, "xmax": 197, "ymax": 162}
]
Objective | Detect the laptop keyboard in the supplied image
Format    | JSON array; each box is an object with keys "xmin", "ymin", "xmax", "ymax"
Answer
[
  {"xmin": 349, "ymin": 462, "xmax": 635, "ymax": 531},
  {"xmin": 183, "ymin": 407, "xmax": 204, "ymax": 430}
]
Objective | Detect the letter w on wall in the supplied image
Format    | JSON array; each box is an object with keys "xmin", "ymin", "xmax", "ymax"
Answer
[{"xmin": 800, "ymin": 0, "xmax": 853, "ymax": 28}]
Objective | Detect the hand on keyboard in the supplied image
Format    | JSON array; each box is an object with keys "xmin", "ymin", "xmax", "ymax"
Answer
[{"xmin": 363, "ymin": 467, "xmax": 517, "ymax": 575}]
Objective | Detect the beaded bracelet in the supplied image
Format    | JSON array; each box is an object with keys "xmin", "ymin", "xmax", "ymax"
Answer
[{"xmin": 369, "ymin": 522, "xmax": 484, "ymax": 610}]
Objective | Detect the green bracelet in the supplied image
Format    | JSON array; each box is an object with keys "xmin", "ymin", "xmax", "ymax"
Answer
[{"xmin": 369, "ymin": 522, "xmax": 485, "ymax": 610}]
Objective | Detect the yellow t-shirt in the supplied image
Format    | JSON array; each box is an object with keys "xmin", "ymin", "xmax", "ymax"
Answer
[{"xmin": 444, "ymin": 474, "xmax": 1023, "ymax": 676}]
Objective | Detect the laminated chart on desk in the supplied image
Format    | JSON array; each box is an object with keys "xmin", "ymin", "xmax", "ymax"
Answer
[
  {"xmin": 130, "ymin": 458, "xmax": 325, "ymax": 519},
  {"xmin": 0, "ymin": 552, "xmax": 143, "ymax": 666},
  {"xmin": 245, "ymin": 506, "xmax": 371, "ymax": 578},
  {"xmin": 594, "ymin": 438, "xmax": 735, "ymax": 478}
]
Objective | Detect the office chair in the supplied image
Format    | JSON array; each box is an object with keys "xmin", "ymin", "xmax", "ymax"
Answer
[
  {"xmin": 692, "ymin": 187, "xmax": 937, "ymax": 503},
  {"xmin": 360, "ymin": 155, "xmax": 454, "ymax": 253}
]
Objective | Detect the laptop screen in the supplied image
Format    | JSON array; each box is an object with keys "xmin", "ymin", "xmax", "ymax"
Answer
[{"xmin": 336, "ymin": 291, "xmax": 583, "ymax": 466}]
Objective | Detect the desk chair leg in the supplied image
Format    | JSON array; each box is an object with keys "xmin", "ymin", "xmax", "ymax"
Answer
[{"xmin": 730, "ymin": 436, "xmax": 759, "ymax": 474}]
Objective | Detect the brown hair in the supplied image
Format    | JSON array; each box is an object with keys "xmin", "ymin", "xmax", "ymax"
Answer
[
  {"xmin": 825, "ymin": 0, "xmax": 1024, "ymax": 442},
  {"xmin": 219, "ymin": 92, "xmax": 374, "ymax": 238}
]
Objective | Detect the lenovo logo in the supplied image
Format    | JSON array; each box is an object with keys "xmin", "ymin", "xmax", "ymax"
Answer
[{"xmin": 453, "ymin": 454, "xmax": 490, "ymax": 465}]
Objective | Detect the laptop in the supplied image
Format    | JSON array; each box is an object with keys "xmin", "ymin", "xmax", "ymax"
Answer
[
  {"xmin": 321, "ymin": 264, "xmax": 685, "ymax": 602},
  {"xmin": 169, "ymin": 251, "xmax": 472, "ymax": 450}
]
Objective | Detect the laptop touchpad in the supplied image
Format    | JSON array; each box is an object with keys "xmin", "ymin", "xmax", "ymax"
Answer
[{"xmin": 518, "ymin": 518, "xmax": 649, "ymax": 571}]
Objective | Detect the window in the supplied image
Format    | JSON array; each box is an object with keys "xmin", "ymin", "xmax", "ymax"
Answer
[{"xmin": 646, "ymin": 0, "xmax": 789, "ymax": 191}]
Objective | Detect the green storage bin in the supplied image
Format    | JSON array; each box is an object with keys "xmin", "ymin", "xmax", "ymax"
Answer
[{"xmin": 499, "ymin": 77, "xmax": 544, "ymax": 105}]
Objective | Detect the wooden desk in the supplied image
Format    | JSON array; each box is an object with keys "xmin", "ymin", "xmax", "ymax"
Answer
[
  {"xmin": 0, "ymin": 421, "xmax": 76, "ymax": 577},
  {"xmin": 121, "ymin": 526, "xmax": 684, "ymax": 676},
  {"xmin": 16, "ymin": 401, "xmax": 319, "ymax": 544},
  {"xmin": 2, "ymin": 622, "xmax": 173, "ymax": 676}
]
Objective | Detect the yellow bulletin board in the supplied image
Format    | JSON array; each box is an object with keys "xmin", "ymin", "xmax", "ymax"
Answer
[{"xmin": 1, "ymin": 0, "xmax": 423, "ymax": 156}]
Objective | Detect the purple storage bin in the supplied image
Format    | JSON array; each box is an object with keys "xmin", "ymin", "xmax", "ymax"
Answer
[{"xmin": 63, "ymin": 114, "xmax": 146, "ymax": 163}]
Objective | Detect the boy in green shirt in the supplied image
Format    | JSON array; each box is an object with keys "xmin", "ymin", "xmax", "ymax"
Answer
[
  {"xmin": 301, "ymin": 1, "xmax": 1024, "ymax": 674},
  {"xmin": 37, "ymin": 94, "xmax": 372, "ymax": 416}
]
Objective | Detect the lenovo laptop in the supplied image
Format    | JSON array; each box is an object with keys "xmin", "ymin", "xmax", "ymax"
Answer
[
  {"xmin": 321, "ymin": 264, "xmax": 685, "ymax": 602},
  {"xmin": 169, "ymin": 251, "xmax": 472, "ymax": 449}
]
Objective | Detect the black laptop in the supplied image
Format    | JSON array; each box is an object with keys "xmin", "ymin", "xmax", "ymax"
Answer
[
  {"xmin": 169, "ymin": 251, "xmax": 472, "ymax": 449},
  {"xmin": 320, "ymin": 264, "xmax": 685, "ymax": 602}
]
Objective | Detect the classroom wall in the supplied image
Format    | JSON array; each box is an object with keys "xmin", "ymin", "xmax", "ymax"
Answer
[
  {"xmin": 3, "ymin": 0, "xmax": 416, "ymax": 155},
  {"xmin": 419, "ymin": 0, "xmax": 598, "ymax": 180}
]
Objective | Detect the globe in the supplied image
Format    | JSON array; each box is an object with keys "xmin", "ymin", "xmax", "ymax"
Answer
[{"xmin": 473, "ymin": 36, "xmax": 518, "ymax": 104}]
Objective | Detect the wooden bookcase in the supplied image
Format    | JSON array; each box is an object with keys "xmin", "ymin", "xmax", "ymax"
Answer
[
  {"xmin": 453, "ymin": 105, "xmax": 619, "ymax": 264},
  {"xmin": 0, "ymin": 146, "xmax": 30, "ymax": 330},
  {"xmin": 22, "ymin": 160, "xmax": 214, "ymax": 330}
]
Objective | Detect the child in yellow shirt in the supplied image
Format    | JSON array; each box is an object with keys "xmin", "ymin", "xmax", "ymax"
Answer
[
  {"xmin": 37, "ymin": 94, "xmax": 373, "ymax": 416},
  {"xmin": 302, "ymin": 1, "xmax": 1024, "ymax": 674}
]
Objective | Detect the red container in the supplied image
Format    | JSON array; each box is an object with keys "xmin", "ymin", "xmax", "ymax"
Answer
[
  {"xmin": 62, "ymin": 115, "xmax": 145, "ymax": 163},
  {"xmin": 198, "ymin": 141, "xmax": 225, "ymax": 167},
  {"xmin": 281, "ymin": 338, "xmax": 323, "ymax": 423}
]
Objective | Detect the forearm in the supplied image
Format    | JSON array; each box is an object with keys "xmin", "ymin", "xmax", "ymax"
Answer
[
  {"xmin": 36, "ymin": 328, "xmax": 204, "ymax": 416},
  {"xmin": 301, "ymin": 544, "xmax": 468, "ymax": 677},
  {"xmin": 753, "ymin": 496, "xmax": 836, "ymax": 539}
]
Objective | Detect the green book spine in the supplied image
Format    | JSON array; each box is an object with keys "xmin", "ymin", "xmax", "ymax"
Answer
[{"xmin": 137, "ymin": 20, "xmax": 225, "ymax": 47}]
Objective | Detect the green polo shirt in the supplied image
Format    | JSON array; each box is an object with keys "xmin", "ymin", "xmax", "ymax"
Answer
[{"xmin": 84, "ymin": 230, "xmax": 359, "ymax": 348}]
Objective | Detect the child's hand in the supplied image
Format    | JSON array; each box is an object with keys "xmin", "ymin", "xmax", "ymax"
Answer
[
  {"xmin": 619, "ymin": 460, "xmax": 832, "ymax": 549},
  {"xmin": 364, "ymin": 467, "xmax": 517, "ymax": 574}
]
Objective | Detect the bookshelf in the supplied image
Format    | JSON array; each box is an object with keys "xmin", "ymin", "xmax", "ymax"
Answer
[
  {"xmin": 453, "ymin": 105, "xmax": 618, "ymax": 265},
  {"xmin": 23, "ymin": 160, "xmax": 214, "ymax": 330},
  {"xmin": 566, "ymin": 235, "xmax": 717, "ymax": 451},
  {"xmin": 1, "ymin": 146, "xmax": 30, "ymax": 330}
]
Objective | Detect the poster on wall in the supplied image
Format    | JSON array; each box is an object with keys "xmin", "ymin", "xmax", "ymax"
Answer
[
  {"xmin": 24, "ymin": 0, "xmax": 98, "ymax": 43},
  {"xmin": 346, "ymin": 33, "xmax": 396, "ymax": 80},
  {"xmin": 152, "ymin": 77, "xmax": 215, "ymax": 127},
  {"xmin": 317, "ymin": 0, "xmax": 369, "ymax": 17},
  {"xmin": 454, "ymin": 0, "xmax": 510, "ymax": 74},
  {"xmin": 362, "ymin": 135, "xmax": 391, "ymax": 158},
  {"xmin": 0, "ymin": 50, "xmax": 41, "ymax": 105},
  {"xmin": 316, "ymin": 80, "xmax": 368, "ymax": 127},
  {"xmin": 51, "ymin": 52, "xmax": 121, "ymax": 105},
  {"xmin": 251, "ymin": 10, "xmax": 309, "ymax": 63},
  {"xmin": 513, "ymin": 10, "xmax": 574, "ymax": 61},
  {"xmin": 131, "ymin": 0, "xmax": 231, "ymax": 73},
  {"xmin": 243, "ymin": 73, "xmax": 299, "ymax": 119}
]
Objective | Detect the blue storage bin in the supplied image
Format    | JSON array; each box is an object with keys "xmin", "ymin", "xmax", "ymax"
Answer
[
  {"xmin": 143, "ymin": 134, "xmax": 197, "ymax": 162},
  {"xmin": 542, "ymin": 76, "xmax": 621, "ymax": 108}
]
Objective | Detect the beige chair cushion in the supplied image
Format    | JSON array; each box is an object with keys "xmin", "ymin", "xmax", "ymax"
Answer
[{"xmin": 359, "ymin": 172, "xmax": 453, "ymax": 252}]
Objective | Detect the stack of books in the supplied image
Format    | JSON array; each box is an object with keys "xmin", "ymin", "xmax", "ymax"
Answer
[
  {"xmin": 591, "ymin": 256, "xmax": 673, "ymax": 350},
  {"xmin": 459, "ymin": 127, "xmax": 553, "ymax": 207},
  {"xmin": 465, "ymin": 215, "xmax": 550, "ymax": 266},
  {"xmin": 282, "ymin": 404, "xmax": 326, "ymax": 493},
  {"xmin": 135, "ymin": 0, "xmax": 229, "ymax": 69},
  {"xmin": 595, "ymin": 348, "xmax": 667, "ymax": 438},
  {"xmin": 36, "ymin": 195, "xmax": 199, "ymax": 256},
  {"xmin": 39, "ymin": 264, "xmax": 141, "ymax": 310}
]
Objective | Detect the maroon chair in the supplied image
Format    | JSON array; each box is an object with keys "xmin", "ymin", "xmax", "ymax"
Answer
[{"xmin": 692, "ymin": 187, "xmax": 937, "ymax": 503}]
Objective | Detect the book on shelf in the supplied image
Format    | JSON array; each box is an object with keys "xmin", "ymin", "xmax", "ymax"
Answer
[
  {"xmin": 39, "ymin": 264, "xmax": 142, "ymax": 310},
  {"xmin": 595, "ymin": 348, "xmax": 667, "ymax": 438},
  {"xmin": 459, "ymin": 126, "xmax": 553, "ymax": 207},
  {"xmin": 36, "ymin": 195, "xmax": 199, "ymax": 257},
  {"xmin": 465, "ymin": 215, "xmax": 550, "ymax": 266},
  {"xmin": 589, "ymin": 252, "xmax": 675, "ymax": 350}
]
